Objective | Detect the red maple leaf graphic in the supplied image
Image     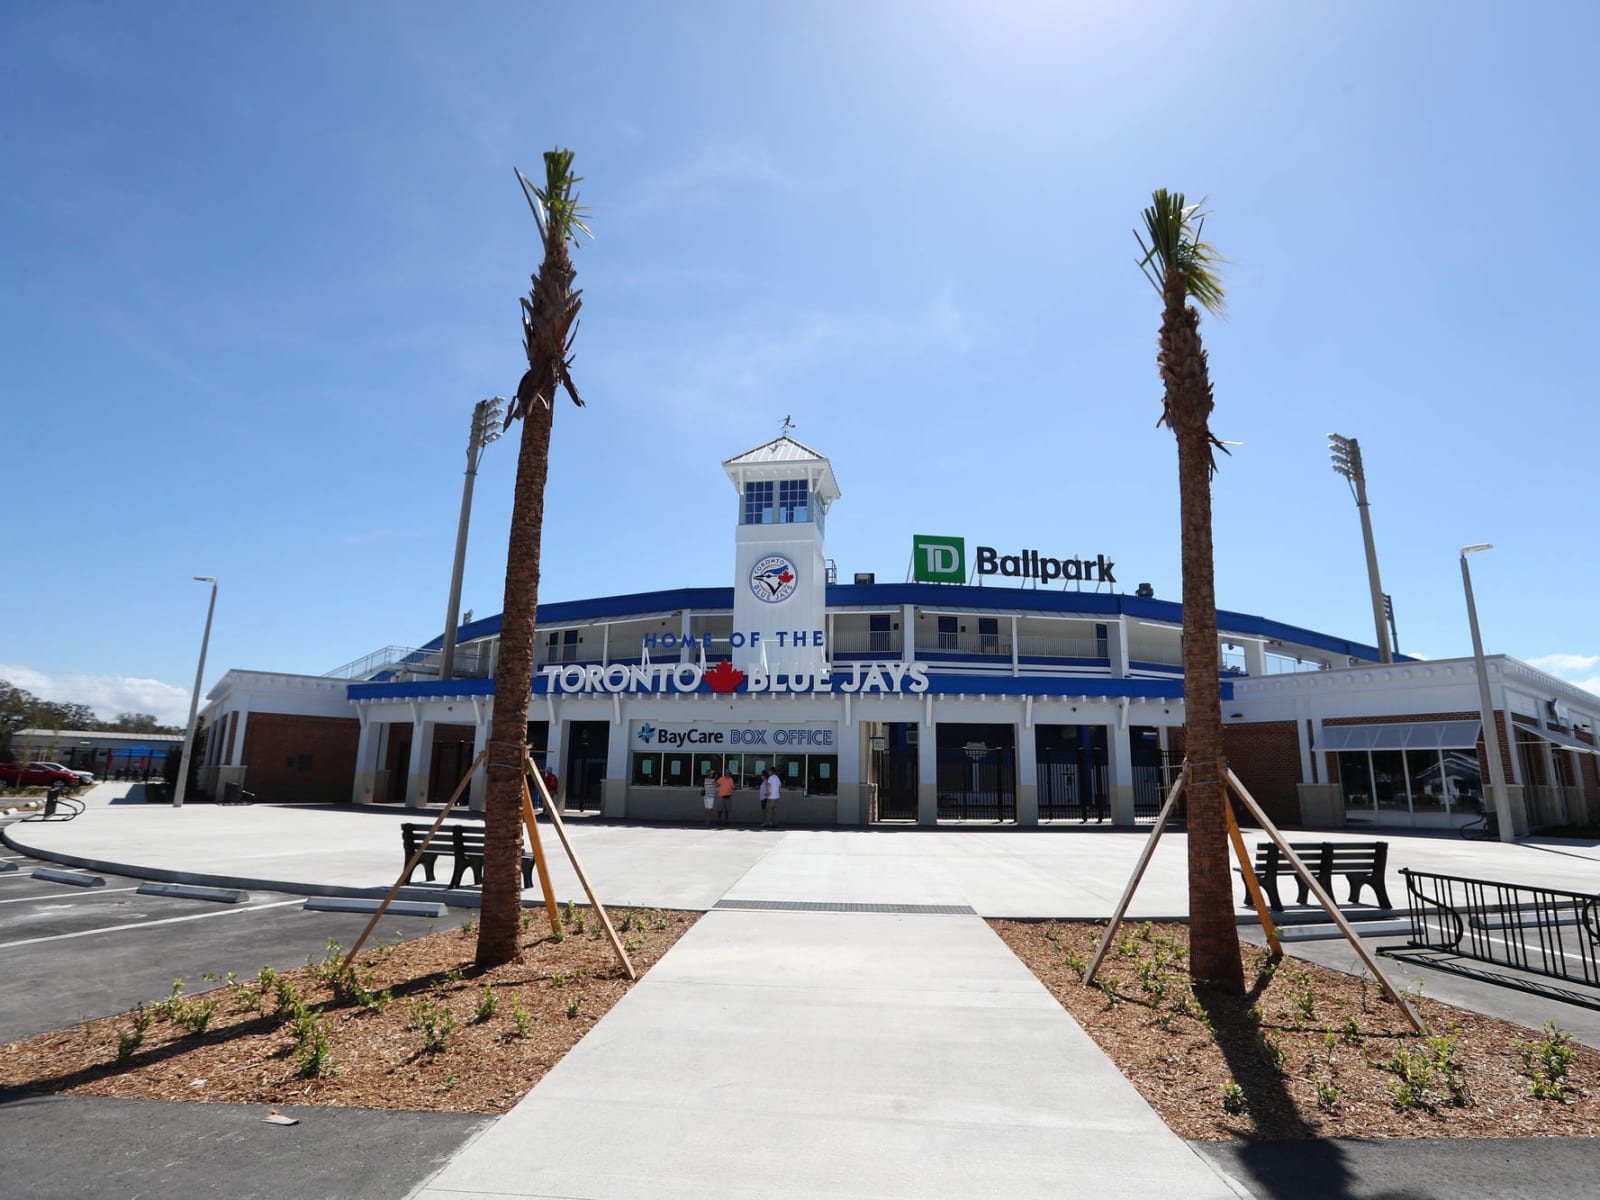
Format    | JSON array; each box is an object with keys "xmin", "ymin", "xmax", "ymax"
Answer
[
  {"xmin": 777, "ymin": 570, "xmax": 793, "ymax": 584},
  {"xmin": 704, "ymin": 660, "xmax": 746, "ymax": 693}
]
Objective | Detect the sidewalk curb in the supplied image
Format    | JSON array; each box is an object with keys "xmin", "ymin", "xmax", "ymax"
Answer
[{"xmin": 0, "ymin": 826, "xmax": 489, "ymax": 909}]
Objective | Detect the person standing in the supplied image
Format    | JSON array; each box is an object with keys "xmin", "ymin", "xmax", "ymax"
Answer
[
  {"xmin": 761, "ymin": 767, "xmax": 781, "ymax": 829},
  {"xmin": 715, "ymin": 766, "xmax": 735, "ymax": 826},
  {"xmin": 702, "ymin": 771, "xmax": 717, "ymax": 828}
]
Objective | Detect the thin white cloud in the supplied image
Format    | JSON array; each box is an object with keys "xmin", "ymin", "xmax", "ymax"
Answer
[
  {"xmin": 623, "ymin": 142, "xmax": 789, "ymax": 216},
  {"xmin": 1527, "ymin": 653, "xmax": 1600, "ymax": 676},
  {"xmin": 1526, "ymin": 654, "xmax": 1600, "ymax": 698},
  {"xmin": 619, "ymin": 289, "xmax": 976, "ymax": 419},
  {"xmin": 1, "ymin": 663, "xmax": 191, "ymax": 728}
]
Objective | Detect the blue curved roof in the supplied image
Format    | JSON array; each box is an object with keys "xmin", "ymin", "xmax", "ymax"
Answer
[{"xmin": 419, "ymin": 582, "xmax": 1404, "ymax": 666}]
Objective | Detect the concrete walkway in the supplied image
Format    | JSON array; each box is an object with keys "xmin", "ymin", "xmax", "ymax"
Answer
[{"xmin": 414, "ymin": 908, "xmax": 1239, "ymax": 1200}]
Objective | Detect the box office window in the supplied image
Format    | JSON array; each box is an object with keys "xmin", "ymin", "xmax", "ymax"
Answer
[{"xmin": 631, "ymin": 753, "xmax": 661, "ymax": 786}]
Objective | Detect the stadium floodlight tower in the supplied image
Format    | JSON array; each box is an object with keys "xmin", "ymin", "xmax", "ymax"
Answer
[
  {"xmin": 439, "ymin": 397, "xmax": 505, "ymax": 682},
  {"xmin": 1328, "ymin": 433, "xmax": 1393, "ymax": 664}
]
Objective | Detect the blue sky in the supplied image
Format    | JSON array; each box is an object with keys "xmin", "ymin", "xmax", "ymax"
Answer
[{"xmin": 4, "ymin": 1, "xmax": 1597, "ymax": 726}]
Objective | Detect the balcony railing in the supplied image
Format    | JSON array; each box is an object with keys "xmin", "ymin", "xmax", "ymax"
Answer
[
  {"xmin": 831, "ymin": 630, "xmax": 905, "ymax": 656},
  {"xmin": 327, "ymin": 644, "xmax": 492, "ymax": 681}
]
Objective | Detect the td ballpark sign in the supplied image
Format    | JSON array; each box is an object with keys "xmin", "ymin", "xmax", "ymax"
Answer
[{"xmin": 913, "ymin": 534, "xmax": 1116, "ymax": 586}]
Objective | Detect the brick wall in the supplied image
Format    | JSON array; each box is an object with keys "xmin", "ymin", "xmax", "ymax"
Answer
[
  {"xmin": 1220, "ymin": 721, "xmax": 1302, "ymax": 825},
  {"xmin": 1165, "ymin": 721, "xmax": 1301, "ymax": 825},
  {"xmin": 241, "ymin": 713, "xmax": 360, "ymax": 804}
]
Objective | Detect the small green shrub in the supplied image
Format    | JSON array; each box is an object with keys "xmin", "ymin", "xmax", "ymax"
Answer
[
  {"xmin": 412, "ymin": 999, "xmax": 456, "ymax": 1053},
  {"xmin": 566, "ymin": 992, "xmax": 585, "ymax": 1020},
  {"xmin": 1221, "ymin": 1081, "xmax": 1246, "ymax": 1115},
  {"xmin": 291, "ymin": 1011, "xmax": 338, "ymax": 1077},
  {"xmin": 1515, "ymin": 1022, "xmax": 1576, "ymax": 1102},
  {"xmin": 474, "ymin": 983, "xmax": 499, "ymax": 1024},
  {"xmin": 510, "ymin": 1001, "xmax": 533, "ymax": 1039},
  {"xmin": 1314, "ymin": 1074, "xmax": 1340, "ymax": 1110}
]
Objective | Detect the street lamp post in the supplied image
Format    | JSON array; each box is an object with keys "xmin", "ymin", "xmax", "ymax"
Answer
[
  {"xmin": 439, "ymin": 397, "xmax": 504, "ymax": 682},
  {"xmin": 1328, "ymin": 433, "xmax": 1393, "ymax": 663},
  {"xmin": 173, "ymin": 576, "xmax": 218, "ymax": 809},
  {"xmin": 1461, "ymin": 545, "xmax": 1514, "ymax": 842}
]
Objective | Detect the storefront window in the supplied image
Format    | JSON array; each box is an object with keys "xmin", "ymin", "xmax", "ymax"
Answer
[
  {"xmin": 742, "ymin": 756, "xmax": 772, "ymax": 789},
  {"xmin": 1408, "ymin": 749, "xmax": 1447, "ymax": 813},
  {"xmin": 1370, "ymin": 750, "xmax": 1407, "ymax": 811},
  {"xmin": 807, "ymin": 755, "xmax": 837, "ymax": 795},
  {"xmin": 631, "ymin": 753, "xmax": 661, "ymax": 786},
  {"xmin": 661, "ymin": 753, "xmax": 694, "ymax": 787},
  {"xmin": 1443, "ymin": 749, "xmax": 1482, "ymax": 811},
  {"xmin": 1338, "ymin": 752, "xmax": 1372, "ymax": 812},
  {"xmin": 774, "ymin": 754, "xmax": 806, "ymax": 789}
]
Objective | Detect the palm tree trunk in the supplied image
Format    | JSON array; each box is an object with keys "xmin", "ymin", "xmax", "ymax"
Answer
[
  {"xmin": 475, "ymin": 373, "xmax": 556, "ymax": 969},
  {"xmin": 1162, "ymin": 268, "xmax": 1245, "ymax": 993}
]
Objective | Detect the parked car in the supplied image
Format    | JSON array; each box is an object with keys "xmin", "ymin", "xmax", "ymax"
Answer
[
  {"xmin": 37, "ymin": 761, "xmax": 95, "ymax": 786},
  {"xmin": 0, "ymin": 762, "xmax": 84, "ymax": 788}
]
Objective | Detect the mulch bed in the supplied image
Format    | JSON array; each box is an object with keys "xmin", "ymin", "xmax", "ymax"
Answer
[
  {"xmin": 0, "ymin": 905, "xmax": 697, "ymax": 1113},
  {"xmin": 990, "ymin": 918, "xmax": 1600, "ymax": 1140}
]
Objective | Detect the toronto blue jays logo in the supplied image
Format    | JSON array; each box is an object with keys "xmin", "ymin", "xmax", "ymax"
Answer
[{"xmin": 750, "ymin": 554, "xmax": 798, "ymax": 604}]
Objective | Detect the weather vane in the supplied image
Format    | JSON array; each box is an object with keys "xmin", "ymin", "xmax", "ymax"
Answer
[{"xmin": 781, "ymin": 414, "xmax": 794, "ymax": 435}]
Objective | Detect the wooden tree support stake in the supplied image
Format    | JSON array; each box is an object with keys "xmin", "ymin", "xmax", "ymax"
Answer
[
  {"xmin": 340, "ymin": 746, "xmax": 488, "ymax": 973},
  {"xmin": 1223, "ymin": 767, "xmax": 1426, "ymax": 1035},
  {"xmin": 527, "ymin": 756, "xmax": 636, "ymax": 981},
  {"xmin": 1225, "ymin": 799, "xmax": 1281, "ymax": 956},
  {"xmin": 1084, "ymin": 766, "xmax": 1188, "ymax": 986},
  {"xmin": 519, "ymin": 771, "xmax": 564, "ymax": 936},
  {"xmin": 1086, "ymin": 760, "xmax": 1426, "ymax": 1036}
]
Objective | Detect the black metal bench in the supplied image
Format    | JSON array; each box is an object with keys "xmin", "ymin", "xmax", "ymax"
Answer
[
  {"xmin": 401, "ymin": 822, "xmax": 534, "ymax": 890},
  {"xmin": 1239, "ymin": 840, "xmax": 1392, "ymax": 911}
]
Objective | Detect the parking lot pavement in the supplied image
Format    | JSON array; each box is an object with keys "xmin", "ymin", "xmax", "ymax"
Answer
[
  {"xmin": 0, "ymin": 840, "xmax": 469, "ymax": 1044},
  {"xmin": 1191, "ymin": 1136, "xmax": 1600, "ymax": 1200},
  {"xmin": 0, "ymin": 1090, "xmax": 491, "ymax": 1200}
]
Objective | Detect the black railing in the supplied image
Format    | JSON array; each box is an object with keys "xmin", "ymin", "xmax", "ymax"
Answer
[{"xmin": 1400, "ymin": 868, "xmax": 1600, "ymax": 988}]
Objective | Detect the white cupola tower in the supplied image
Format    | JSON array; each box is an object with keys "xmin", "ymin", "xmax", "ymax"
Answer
[{"xmin": 722, "ymin": 433, "xmax": 841, "ymax": 678}]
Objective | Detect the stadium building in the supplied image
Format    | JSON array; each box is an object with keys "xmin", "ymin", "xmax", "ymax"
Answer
[{"xmin": 197, "ymin": 435, "xmax": 1600, "ymax": 834}]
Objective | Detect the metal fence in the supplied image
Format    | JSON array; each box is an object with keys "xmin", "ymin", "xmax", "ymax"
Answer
[{"xmin": 1400, "ymin": 867, "xmax": 1600, "ymax": 988}]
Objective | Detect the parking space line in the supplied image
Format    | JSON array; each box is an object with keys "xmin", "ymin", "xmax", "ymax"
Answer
[
  {"xmin": 0, "ymin": 886, "xmax": 141, "ymax": 905},
  {"xmin": 0, "ymin": 898, "xmax": 304, "ymax": 950}
]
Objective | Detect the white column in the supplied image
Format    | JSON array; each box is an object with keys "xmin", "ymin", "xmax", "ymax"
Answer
[
  {"xmin": 603, "ymin": 714, "xmax": 630, "ymax": 818},
  {"xmin": 835, "ymin": 718, "xmax": 863, "ymax": 825},
  {"xmin": 1107, "ymin": 618, "xmax": 1129, "ymax": 678},
  {"xmin": 1107, "ymin": 715, "xmax": 1135, "ymax": 825},
  {"xmin": 902, "ymin": 604, "xmax": 916, "ymax": 663},
  {"xmin": 353, "ymin": 712, "xmax": 381, "ymax": 805},
  {"xmin": 916, "ymin": 716, "xmax": 938, "ymax": 826},
  {"xmin": 404, "ymin": 717, "xmax": 435, "ymax": 808},
  {"xmin": 1243, "ymin": 638, "xmax": 1268, "ymax": 677},
  {"xmin": 1015, "ymin": 718, "xmax": 1038, "ymax": 825},
  {"xmin": 469, "ymin": 703, "xmax": 491, "ymax": 813},
  {"xmin": 229, "ymin": 710, "xmax": 249, "ymax": 767}
]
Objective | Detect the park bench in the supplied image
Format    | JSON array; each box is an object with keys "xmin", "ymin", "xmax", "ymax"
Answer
[
  {"xmin": 400, "ymin": 822, "xmax": 535, "ymax": 890},
  {"xmin": 1238, "ymin": 840, "xmax": 1392, "ymax": 911}
]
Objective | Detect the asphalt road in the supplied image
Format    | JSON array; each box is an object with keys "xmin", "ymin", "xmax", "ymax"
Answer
[
  {"xmin": 0, "ymin": 821, "xmax": 487, "ymax": 1199},
  {"xmin": 0, "ymin": 833, "xmax": 471, "ymax": 1042}
]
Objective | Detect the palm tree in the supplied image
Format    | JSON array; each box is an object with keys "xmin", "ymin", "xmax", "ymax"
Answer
[
  {"xmin": 1135, "ymin": 190, "xmax": 1244, "ymax": 993},
  {"xmin": 476, "ymin": 149, "xmax": 589, "ymax": 969}
]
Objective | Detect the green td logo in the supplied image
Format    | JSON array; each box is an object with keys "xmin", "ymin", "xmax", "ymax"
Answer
[{"xmin": 912, "ymin": 535, "xmax": 966, "ymax": 583}]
